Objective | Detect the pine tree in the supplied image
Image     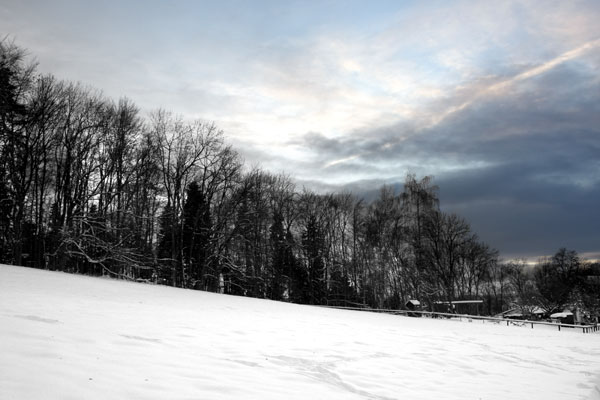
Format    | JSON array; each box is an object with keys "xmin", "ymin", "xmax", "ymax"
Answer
[
  {"xmin": 157, "ymin": 203, "xmax": 176, "ymax": 284},
  {"xmin": 302, "ymin": 215, "xmax": 326, "ymax": 305},
  {"xmin": 269, "ymin": 211, "xmax": 286, "ymax": 300},
  {"xmin": 182, "ymin": 181, "xmax": 212, "ymax": 288}
]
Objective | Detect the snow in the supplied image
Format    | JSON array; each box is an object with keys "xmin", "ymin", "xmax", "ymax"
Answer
[{"xmin": 1, "ymin": 265, "xmax": 599, "ymax": 400}]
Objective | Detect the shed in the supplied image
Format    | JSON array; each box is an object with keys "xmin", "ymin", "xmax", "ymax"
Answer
[
  {"xmin": 406, "ymin": 300, "xmax": 421, "ymax": 310},
  {"xmin": 405, "ymin": 299, "xmax": 422, "ymax": 317}
]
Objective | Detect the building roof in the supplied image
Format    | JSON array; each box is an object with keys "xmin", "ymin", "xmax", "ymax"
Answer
[
  {"xmin": 434, "ymin": 300, "xmax": 483, "ymax": 304},
  {"xmin": 550, "ymin": 312, "xmax": 573, "ymax": 319}
]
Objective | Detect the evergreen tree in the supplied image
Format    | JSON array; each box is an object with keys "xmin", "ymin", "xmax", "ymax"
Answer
[
  {"xmin": 269, "ymin": 211, "xmax": 286, "ymax": 300},
  {"xmin": 182, "ymin": 181, "xmax": 212, "ymax": 287},
  {"xmin": 0, "ymin": 39, "xmax": 32, "ymax": 265},
  {"xmin": 302, "ymin": 215, "xmax": 326, "ymax": 305},
  {"xmin": 157, "ymin": 203, "xmax": 176, "ymax": 284}
]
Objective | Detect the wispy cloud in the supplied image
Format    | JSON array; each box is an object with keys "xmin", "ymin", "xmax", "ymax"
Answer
[{"xmin": 426, "ymin": 37, "xmax": 600, "ymax": 128}]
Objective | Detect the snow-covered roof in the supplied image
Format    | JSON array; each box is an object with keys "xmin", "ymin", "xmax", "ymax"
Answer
[
  {"xmin": 406, "ymin": 300, "xmax": 420, "ymax": 306},
  {"xmin": 503, "ymin": 310, "xmax": 523, "ymax": 317},
  {"xmin": 550, "ymin": 312, "xmax": 573, "ymax": 319},
  {"xmin": 434, "ymin": 300, "xmax": 483, "ymax": 304},
  {"xmin": 503, "ymin": 306, "xmax": 544, "ymax": 317}
]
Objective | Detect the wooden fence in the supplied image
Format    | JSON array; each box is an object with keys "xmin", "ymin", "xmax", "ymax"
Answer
[{"xmin": 321, "ymin": 305, "xmax": 600, "ymax": 334}]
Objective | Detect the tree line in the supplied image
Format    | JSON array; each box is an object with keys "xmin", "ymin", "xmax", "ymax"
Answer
[
  {"xmin": 1, "ymin": 39, "xmax": 598, "ymax": 316},
  {"xmin": 505, "ymin": 249, "xmax": 600, "ymax": 320}
]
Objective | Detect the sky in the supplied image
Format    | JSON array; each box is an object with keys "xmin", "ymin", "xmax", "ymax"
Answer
[{"xmin": 2, "ymin": 0, "xmax": 599, "ymax": 261}]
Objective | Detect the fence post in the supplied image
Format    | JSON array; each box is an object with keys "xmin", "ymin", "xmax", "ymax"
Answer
[{"xmin": 531, "ymin": 323, "xmax": 533, "ymax": 329}]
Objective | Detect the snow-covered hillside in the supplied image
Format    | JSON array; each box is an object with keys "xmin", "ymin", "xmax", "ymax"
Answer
[{"xmin": 1, "ymin": 265, "xmax": 599, "ymax": 400}]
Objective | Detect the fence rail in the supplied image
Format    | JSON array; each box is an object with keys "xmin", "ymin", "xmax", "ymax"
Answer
[{"xmin": 320, "ymin": 305, "xmax": 600, "ymax": 334}]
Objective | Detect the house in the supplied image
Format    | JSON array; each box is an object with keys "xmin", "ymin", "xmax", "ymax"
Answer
[
  {"xmin": 550, "ymin": 307, "xmax": 585, "ymax": 325},
  {"xmin": 550, "ymin": 311, "xmax": 575, "ymax": 325}
]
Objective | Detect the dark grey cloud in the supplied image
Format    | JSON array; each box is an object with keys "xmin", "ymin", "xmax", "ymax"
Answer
[
  {"xmin": 435, "ymin": 163, "xmax": 600, "ymax": 259},
  {"xmin": 292, "ymin": 61, "xmax": 600, "ymax": 259}
]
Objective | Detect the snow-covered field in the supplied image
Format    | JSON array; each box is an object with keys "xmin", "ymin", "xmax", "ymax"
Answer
[{"xmin": 1, "ymin": 265, "xmax": 599, "ymax": 400}]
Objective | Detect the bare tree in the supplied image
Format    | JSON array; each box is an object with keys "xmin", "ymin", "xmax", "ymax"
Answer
[
  {"xmin": 152, "ymin": 110, "xmax": 233, "ymax": 287},
  {"xmin": 422, "ymin": 211, "xmax": 472, "ymax": 304}
]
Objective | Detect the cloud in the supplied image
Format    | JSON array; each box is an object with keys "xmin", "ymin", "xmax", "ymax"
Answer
[
  {"xmin": 267, "ymin": 29, "xmax": 600, "ymax": 258},
  {"xmin": 2, "ymin": 0, "xmax": 600, "ymax": 258},
  {"xmin": 435, "ymin": 163, "xmax": 600, "ymax": 260},
  {"xmin": 310, "ymin": 62, "xmax": 600, "ymax": 257}
]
